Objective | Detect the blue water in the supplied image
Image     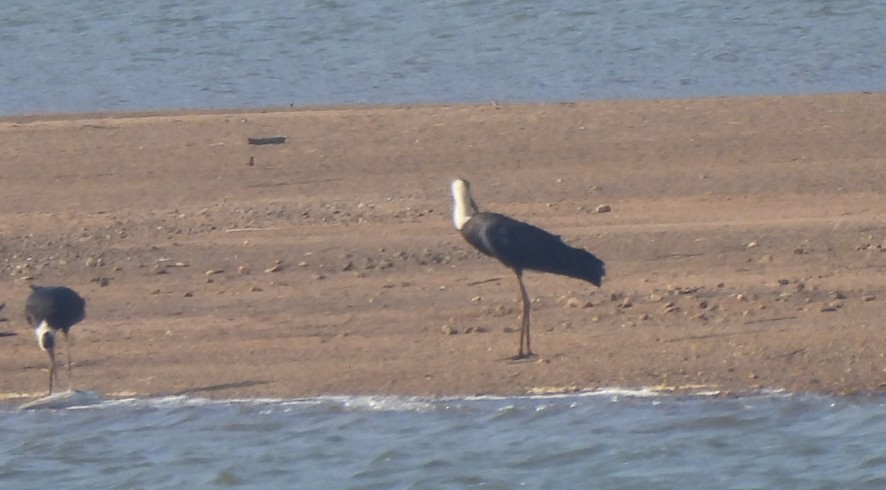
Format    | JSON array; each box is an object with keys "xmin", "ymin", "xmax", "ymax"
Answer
[
  {"xmin": 1, "ymin": 391, "xmax": 885, "ymax": 489},
  {"xmin": 1, "ymin": 0, "xmax": 884, "ymax": 115}
]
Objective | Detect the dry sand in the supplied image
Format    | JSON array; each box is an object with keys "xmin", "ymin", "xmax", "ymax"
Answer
[{"xmin": 1, "ymin": 93, "xmax": 884, "ymax": 403}]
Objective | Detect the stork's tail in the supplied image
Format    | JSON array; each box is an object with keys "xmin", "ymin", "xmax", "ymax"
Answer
[{"xmin": 561, "ymin": 246, "xmax": 605, "ymax": 287}]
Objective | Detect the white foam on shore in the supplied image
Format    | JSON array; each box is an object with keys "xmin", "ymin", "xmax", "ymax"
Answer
[
  {"xmin": 8, "ymin": 386, "xmax": 764, "ymax": 412},
  {"xmin": 18, "ymin": 390, "xmax": 103, "ymax": 410}
]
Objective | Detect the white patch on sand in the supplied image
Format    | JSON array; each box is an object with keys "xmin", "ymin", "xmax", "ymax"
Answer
[{"xmin": 19, "ymin": 389, "xmax": 103, "ymax": 410}]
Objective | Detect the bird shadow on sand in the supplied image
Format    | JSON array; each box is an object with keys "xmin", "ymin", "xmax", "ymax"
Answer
[
  {"xmin": 504, "ymin": 354, "xmax": 539, "ymax": 364},
  {"xmin": 172, "ymin": 380, "xmax": 271, "ymax": 396},
  {"xmin": 0, "ymin": 302, "xmax": 10, "ymax": 334}
]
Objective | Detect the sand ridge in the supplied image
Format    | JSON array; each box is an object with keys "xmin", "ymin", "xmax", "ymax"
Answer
[{"xmin": 0, "ymin": 93, "xmax": 885, "ymax": 401}]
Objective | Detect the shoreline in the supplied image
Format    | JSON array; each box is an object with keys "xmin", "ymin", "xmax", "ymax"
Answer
[
  {"xmin": 7, "ymin": 385, "xmax": 881, "ymax": 412},
  {"xmin": 1, "ymin": 93, "xmax": 885, "ymax": 400},
  {"xmin": 0, "ymin": 89, "xmax": 877, "ymax": 123}
]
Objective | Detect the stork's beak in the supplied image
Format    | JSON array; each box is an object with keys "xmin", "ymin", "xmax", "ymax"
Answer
[{"xmin": 35, "ymin": 320, "xmax": 57, "ymax": 394}]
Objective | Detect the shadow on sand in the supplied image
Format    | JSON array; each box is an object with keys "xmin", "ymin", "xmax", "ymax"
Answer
[{"xmin": 172, "ymin": 380, "xmax": 271, "ymax": 396}]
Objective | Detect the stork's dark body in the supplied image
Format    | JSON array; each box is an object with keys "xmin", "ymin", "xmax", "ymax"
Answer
[
  {"xmin": 460, "ymin": 212, "xmax": 605, "ymax": 286},
  {"xmin": 25, "ymin": 286, "xmax": 86, "ymax": 334}
]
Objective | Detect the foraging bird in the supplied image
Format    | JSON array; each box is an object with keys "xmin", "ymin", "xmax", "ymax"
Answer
[
  {"xmin": 24, "ymin": 285, "xmax": 86, "ymax": 394},
  {"xmin": 450, "ymin": 179, "xmax": 605, "ymax": 359}
]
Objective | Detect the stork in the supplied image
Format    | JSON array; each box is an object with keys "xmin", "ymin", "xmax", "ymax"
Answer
[
  {"xmin": 24, "ymin": 285, "xmax": 86, "ymax": 394},
  {"xmin": 451, "ymin": 179, "xmax": 605, "ymax": 359}
]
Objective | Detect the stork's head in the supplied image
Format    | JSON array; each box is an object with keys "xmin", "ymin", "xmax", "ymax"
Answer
[{"xmin": 450, "ymin": 178, "xmax": 479, "ymax": 230}]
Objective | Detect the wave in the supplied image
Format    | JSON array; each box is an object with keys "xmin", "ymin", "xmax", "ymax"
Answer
[{"xmin": 8, "ymin": 386, "xmax": 813, "ymax": 413}]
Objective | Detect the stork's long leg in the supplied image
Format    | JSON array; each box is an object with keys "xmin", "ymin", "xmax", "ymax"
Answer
[
  {"xmin": 63, "ymin": 331, "xmax": 73, "ymax": 390},
  {"xmin": 514, "ymin": 269, "xmax": 533, "ymax": 359},
  {"xmin": 46, "ymin": 349, "xmax": 57, "ymax": 395}
]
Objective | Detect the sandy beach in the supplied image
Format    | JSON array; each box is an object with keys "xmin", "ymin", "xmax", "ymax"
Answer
[{"xmin": 1, "ymin": 93, "xmax": 884, "ymax": 402}]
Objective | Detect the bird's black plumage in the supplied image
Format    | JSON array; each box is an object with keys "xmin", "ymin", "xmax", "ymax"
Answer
[
  {"xmin": 25, "ymin": 286, "xmax": 86, "ymax": 335},
  {"xmin": 461, "ymin": 212, "xmax": 605, "ymax": 286},
  {"xmin": 451, "ymin": 178, "xmax": 605, "ymax": 359},
  {"xmin": 25, "ymin": 285, "xmax": 86, "ymax": 394}
]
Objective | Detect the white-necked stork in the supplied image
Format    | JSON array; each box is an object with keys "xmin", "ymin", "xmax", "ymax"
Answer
[
  {"xmin": 24, "ymin": 285, "xmax": 87, "ymax": 394},
  {"xmin": 451, "ymin": 179, "xmax": 605, "ymax": 359}
]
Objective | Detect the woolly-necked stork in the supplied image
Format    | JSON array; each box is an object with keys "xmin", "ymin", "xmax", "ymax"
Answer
[
  {"xmin": 25, "ymin": 285, "xmax": 86, "ymax": 394},
  {"xmin": 451, "ymin": 179, "xmax": 605, "ymax": 359}
]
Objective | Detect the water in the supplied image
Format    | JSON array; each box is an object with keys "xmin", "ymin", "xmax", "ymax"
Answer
[
  {"xmin": 2, "ymin": 0, "xmax": 884, "ymax": 115},
  {"xmin": 1, "ymin": 391, "xmax": 884, "ymax": 489}
]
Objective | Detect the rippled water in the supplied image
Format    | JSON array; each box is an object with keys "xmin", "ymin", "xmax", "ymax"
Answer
[
  {"xmin": 1, "ymin": 391, "xmax": 884, "ymax": 489},
  {"xmin": 2, "ymin": 0, "xmax": 884, "ymax": 115}
]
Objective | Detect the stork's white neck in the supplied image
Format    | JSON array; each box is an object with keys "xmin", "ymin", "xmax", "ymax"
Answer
[
  {"xmin": 35, "ymin": 320, "xmax": 53, "ymax": 351},
  {"xmin": 451, "ymin": 179, "xmax": 478, "ymax": 230}
]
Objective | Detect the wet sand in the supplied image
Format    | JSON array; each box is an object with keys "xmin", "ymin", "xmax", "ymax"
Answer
[{"xmin": 1, "ymin": 93, "xmax": 885, "ymax": 402}]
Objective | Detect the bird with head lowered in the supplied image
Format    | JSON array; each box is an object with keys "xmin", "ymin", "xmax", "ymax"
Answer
[
  {"xmin": 451, "ymin": 178, "xmax": 605, "ymax": 359},
  {"xmin": 24, "ymin": 285, "xmax": 86, "ymax": 395}
]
